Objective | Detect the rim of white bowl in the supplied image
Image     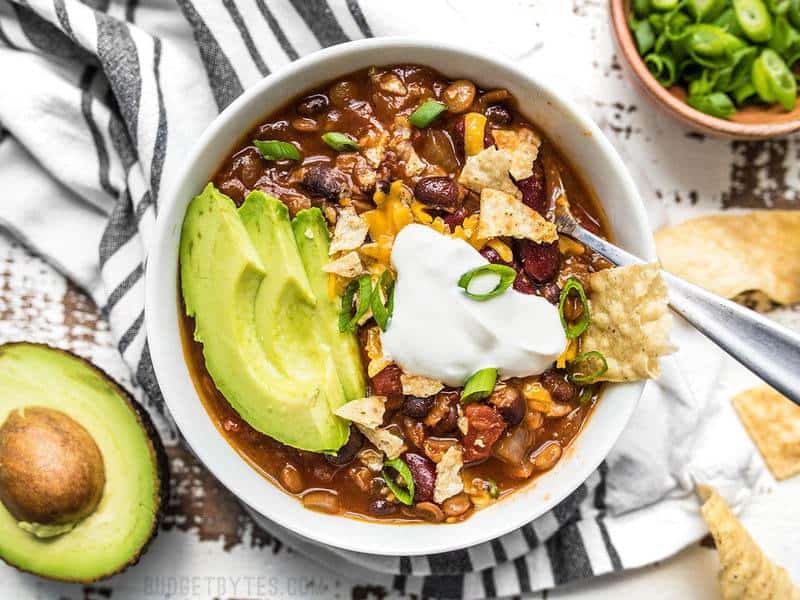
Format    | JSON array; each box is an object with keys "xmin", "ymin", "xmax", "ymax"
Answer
[{"xmin": 145, "ymin": 36, "xmax": 654, "ymax": 556}]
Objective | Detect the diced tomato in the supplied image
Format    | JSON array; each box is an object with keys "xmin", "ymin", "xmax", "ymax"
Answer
[
  {"xmin": 370, "ymin": 364, "xmax": 403, "ymax": 397},
  {"xmin": 462, "ymin": 404, "xmax": 507, "ymax": 462}
]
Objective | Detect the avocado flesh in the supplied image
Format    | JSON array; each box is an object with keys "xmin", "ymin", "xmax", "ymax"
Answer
[
  {"xmin": 292, "ymin": 208, "xmax": 366, "ymax": 403},
  {"xmin": 0, "ymin": 343, "xmax": 163, "ymax": 583},
  {"xmin": 181, "ymin": 185, "xmax": 364, "ymax": 452}
]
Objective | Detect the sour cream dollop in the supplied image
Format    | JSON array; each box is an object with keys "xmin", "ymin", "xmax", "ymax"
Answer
[{"xmin": 381, "ymin": 225, "xmax": 567, "ymax": 387}]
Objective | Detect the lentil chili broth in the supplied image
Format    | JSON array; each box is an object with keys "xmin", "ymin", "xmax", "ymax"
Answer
[{"xmin": 179, "ymin": 64, "xmax": 611, "ymax": 523}]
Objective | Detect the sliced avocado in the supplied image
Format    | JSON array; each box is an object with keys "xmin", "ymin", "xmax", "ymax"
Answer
[
  {"xmin": 0, "ymin": 342, "xmax": 167, "ymax": 583},
  {"xmin": 292, "ymin": 208, "xmax": 366, "ymax": 402},
  {"xmin": 180, "ymin": 185, "xmax": 358, "ymax": 452}
]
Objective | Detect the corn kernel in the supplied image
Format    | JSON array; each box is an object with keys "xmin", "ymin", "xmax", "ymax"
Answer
[
  {"xmin": 411, "ymin": 200, "xmax": 433, "ymax": 224},
  {"xmin": 464, "ymin": 112, "xmax": 487, "ymax": 157},
  {"xmin": 559, "ymin": 236, "xmax": 585, "ymax": 257}
]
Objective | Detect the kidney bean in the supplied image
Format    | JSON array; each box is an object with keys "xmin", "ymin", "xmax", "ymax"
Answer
[
  {"xmin": 517, "ymin": 240, "xmax": 559, "ymax": 283},
  {"xmin": 511, "ymin": 263, "xmax": 537, "ymax": 294},
  {"xmin": 402, "ymin": 395, "xmax": 435, "ymax": 419},
  {"xmin": 404, "ymin": 453, "xmax": 436, "ymax": 503},
  {"xmin": 539, "ymin": 370, "xmax": 578, "ymax": 404},
  {"xmin": 371, "ymin": 364, "xmax": 403, "ymax": 397},
  {"xmin": 368, "ymin": 498, "xmax": 398, "ymax": 517},
  {"xmin": 414, "ymin": 177, "xmax": 465, "ymax": 212},
  {"xmin": 463, "ymin": 404, "xmax": 507, "ymax": 463},
  {"xmin": 325, "ymin": 426, "xmax": 363, "ymax": 466},
  {"xmin": 480, "ymin": 246, "xmax": 506, "ymax": 264},
  {"xmin": 451, "ymin": 117, "xmax": 465, "ymax": 155},
  {"xmin": 442, "ymin": 204, "xmax": 470, "ymax": 229},
  {"xmin": 296, "ymin": 93, "xmax": 329, "ymax": 116},
  {"xmin": 488, "ymin": 385, "xmax": 525, "ymax": 426},
  {"xmin": 484, "ymin": 104, "xmax": 513, "ymax": 127},
  {"xmin": 515, "ymin": 159, "xmax": 547, "ymax": 215},
  {"xmin": 538, "ymin": 282, "xmax": 561, "ymax": 305},
  {"xmin": 300, "ymin": 165, "xmax": 348, "ymax": 201}
]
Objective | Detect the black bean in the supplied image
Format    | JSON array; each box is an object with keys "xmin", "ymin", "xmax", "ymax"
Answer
[
  {"xmin": 402, "ymin": 395, "xmax": 435, "ymax": 419},
  {"xmin": 540, "ymin": 370, "xmax": 579, "ymax": 404},
  {"xmin": 368, "ymin": 498, "xmax": 398, "ymax": 516},
  {"xmin": 325, "ymin": 426, "xmax": 363, "ymax": 466},
  {"xmin": 485, "ymin": 104, "xmax": 513, "ymax": 127},
  {"xmin": 488, "ymin": 386, "xmax": 525, "ymax": 426},
  {"xmin": 296, "ymin": 94, "xmax": 329, "ymax": 116},
  {"xmin": 301, "ymin": 165, "xmax": 348, "ymax": 201}
]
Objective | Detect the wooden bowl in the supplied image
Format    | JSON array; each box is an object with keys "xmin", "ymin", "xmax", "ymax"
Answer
[{"xmin": 610, "ymin": 0, "xmax": 800, "ymax": 139}]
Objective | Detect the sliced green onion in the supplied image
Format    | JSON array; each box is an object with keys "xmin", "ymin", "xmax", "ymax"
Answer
[
  {"xmin": 252, "ymin": 139, "xmax": 301, "ymax": 161},
  {"xmin": 371, "ymin": 270, "xmax": 395, "ymax": 332},
  {"xmin": 569, "ymin": 351, "xmax": 609, "ymax": 384},
  {"xmin": 408, "ymin": 99, "xmax": 447, "ymax": 128},
  {"xmin": 578, "ymin": 385, "xmax": 596, "ymax": 405},
  {"xmin": 558, "ymin": 278, "xmax": 590, "ymax": 340},
  {"xmin": 634, "ymin": 19, "xmax": 657, "ymax": 54},
  {"xmin": 457, "ymin": 264, "xmax": 517, "ymax": 301},
  {"xmin": 687, "ymin": 91, "xmax": 737, "ymax": 117},
  {"xmin": 338, "ymin": 275, "xmax": 372, "ymax": 333},
  {"xmin": 487, "ymin": 478, "xmax": 499, "ymax": 499},
  {"xmin": 321, "ymin": 132, "xmax": 359, "ymax": 152},
  {"xmin": 382, "ymin": 458, "xmax": 415, "ymax": 506},
  {"xmin": 461, "ymin": 368, "xmax": 498, "ymax": 403}
]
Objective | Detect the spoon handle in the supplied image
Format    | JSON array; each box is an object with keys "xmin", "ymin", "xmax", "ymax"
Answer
[{"xmin": 566, "ymin": 223, "xmax": 800, "ymax": 406}]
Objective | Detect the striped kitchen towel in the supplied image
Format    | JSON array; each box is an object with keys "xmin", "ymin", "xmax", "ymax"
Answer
[{"xmin": 0, "ymin": 1, "xmax": 767, "ymax": 598}]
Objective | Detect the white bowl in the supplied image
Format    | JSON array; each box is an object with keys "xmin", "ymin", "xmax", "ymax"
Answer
[{"xmin": 145, "ymin": 37, "xmax": 654, "ymax": 556}]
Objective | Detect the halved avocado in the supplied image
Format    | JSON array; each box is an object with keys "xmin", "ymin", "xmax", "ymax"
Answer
[{"xmin": 0, "ymin": 342, "xmax": 167, "ymax": 583}]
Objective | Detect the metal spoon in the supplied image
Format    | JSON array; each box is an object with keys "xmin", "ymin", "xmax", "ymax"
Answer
[{"xmin": 556, "ymin": 209, "xmax": 800, "ymax": 407}]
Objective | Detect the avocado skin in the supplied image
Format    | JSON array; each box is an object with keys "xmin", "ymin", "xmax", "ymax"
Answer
[{"xmin": 0, "ymin": 342, "xmax": 168, "ymax": 583}]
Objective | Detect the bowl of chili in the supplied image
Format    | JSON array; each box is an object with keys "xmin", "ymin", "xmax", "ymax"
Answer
[
  {"xmin": 145, "ymin": 37, "xmax": 655, "ymax": 556},
  {"xmin": 611, "ymin": 0, "xmax": 800, "ymax": 138}
]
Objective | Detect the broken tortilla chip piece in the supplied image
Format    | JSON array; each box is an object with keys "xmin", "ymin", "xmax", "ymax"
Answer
[
  {"xmin": 478, "ymin": 189, "xmax": 558, "ymax": 243},
  {"xmin": 322, "ymin": 251, "xmax": 364, "ymax": 278},
  {"xmin": 400, "ymin": 373, "xmax": 444, "ymax": 397},
  {"xmin": 328, "ymin": 206, "xmax": 369, "ymax": 255},
  {"xmin": 491, "ymin": 128, "xmax": 541, "ymax": 180},
  {"xmin": 655, "ymin": 211, "xmax": 800, "ymax": 305},
  {"xmin": 698, "ymin": 485, "xmax": 800, "ymax": 600},
  {"xmin": 732, "ymin": 386, "xmax": 800, "ymax": 481},
  {"xmin": 458, "ymin": 146, "xmax": 522, "ymax": 199},
  {"xmin": 582, "ymin": 263, "xmax": 674, "ymax": 382},
  {"xmin": 434, "ymin": 445, "xmax": 464, "ymax": 503},
  {"xmin": 357, "ymin": 424, "xmax": 406, "ymax": 459},
  {"xmin": 334, "ymin": 396, "xmax": 386, "ymax": 429}
]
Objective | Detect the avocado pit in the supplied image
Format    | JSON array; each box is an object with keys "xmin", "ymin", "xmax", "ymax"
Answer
[{"xmin": 0, "ymin": 407, "xmax": 105, "ymax": 536}]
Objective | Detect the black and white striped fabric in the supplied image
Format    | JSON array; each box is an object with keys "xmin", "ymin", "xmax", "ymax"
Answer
[{"xmin": 0, "ymin": 1, "xmax": 762, "ymax": 598}]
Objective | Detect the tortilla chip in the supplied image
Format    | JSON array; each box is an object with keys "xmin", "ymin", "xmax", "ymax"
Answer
[
  {"xmin": 400, "ymin": 373, "xmax": 444, "ymax": 397},
  {"xmin": 582, "ymin": 263, "xmax": 674, "ymax": 382},
  {"xmin": 322, "ymin": 251, "xmax": 364, "ymax": 278},
  {"xmin": 698, "ymin": 485, "xmax": 800, "ymax": 599},
  {"xmin": 458, "ymin": 146, "xmax": 522, "ymax": 199},
  {"xmin": 492, "ymin": 128, "xmax": 541, "ymax": 180},
  {"xmin": 357, "ymin": 424, "xmax": 406, "ymax": 459},
  {"xmin": 655, "ymin": 211, "xmax": 800, "ymax": 305},
  {"xmin": 434, "ymin": 445, "xmax": 464, "ymax": 503},
  {"xmin": 478, "ymin": 188, "xmax": 558, "ymax": 243},
  {"xmin": 732, "ymin": 386, "xmax": 800, "ymax": 481},
  {"xmin": 329, "ymin": 206, "xmax": 369, "ymax": 255},
  {"xmin": 334, "ymin": 396, "xmax": 386, "ymax": 429}
]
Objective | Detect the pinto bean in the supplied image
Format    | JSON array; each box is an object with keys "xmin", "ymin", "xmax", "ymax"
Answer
[
  {"xmin": 427, "ymin": 395, "xmax": 459, "ymax": 436},
  {"xmin": 515, "ymin": 159, "xmax": 547, "ymax": 215},
  {"xmin": 414, "ymin": 502, "xmax": 445, "ymax": 523},
  {"xmin": 325, "ymin": 426, "xmax": 363, "ymax": 466},
  {"xmin": 517, "ymin": 240, "xmax": 559, "ymax": 283},
  {"xmin": 539, "ymin": 282, "xmax": 561, "ymax": 305},
  {"xmin": 371, "ymin": 364, "xmax": 403, "ymax": 397},
  {"xmin": 443, "ymin": 80, "xmax": 476, "ymax": 113},
  {"xmin": 302, "ymin": 490, "xmax": 340, "ymax": 514},
  {"xmin": 402, "ymin": 395, "xmax": 435, "ymax": 419},
  {"xmin": 402, "ymin": 417, "xmax": 427, "ymax": 449},
  {"xmin": 414, "ymin": 177, "xmax": 465, "ymax": 212},
  {"xmin": 533, "ymin": 442, "xmax": 562, "ymax": 471},
  {"xmin": 368, "ymin": 498, "xmax": 398, "ymax": 517},
  {"xmin": 442, "ymin": 493, "xmax": 472, "ymax": 517},
  {"xmin": 300, "ymin": 165, "xmax": 348, "ymax": 200},
  {"xmin": 279, "ymin": 464, "xmax": 304, "ymax": 494},
  {"xmin": 404, "ymin": 453, "xmax": 436, "ymax": 503},
  {"xmin": 296, "ymin": 93, "xmax": 329, "ymax": 116},
  {"xmin": 539, "ymin": 370, "xmax": 578, "ymax": 404},
  {"xmin": 488, "ymin": 385, "xmax": 525, "ymax": 426},
  {"xmin": 462, "ymin": 404, "xmax": 507, "ymax": 463}
]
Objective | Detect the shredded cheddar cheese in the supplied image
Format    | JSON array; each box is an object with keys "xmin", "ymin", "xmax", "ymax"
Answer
[
  {"xmin": 487, "ymin": 238, "xmax": 513, "ymax": 262},
  {"xmin": 362, "ymin": 180, "xmax": 414, "ymax": 241},
  {"xmin": 556, "ymin": 339, "xmax": 578, "ymax": 369}
]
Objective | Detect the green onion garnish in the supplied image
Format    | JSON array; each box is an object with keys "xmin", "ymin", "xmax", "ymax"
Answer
[
  {"xmin": 569, "ymin": 351, "xmax": 608, "ymax": 384},
  {"xmin": 408, "ymin": 99, "xmax": 447, "ymax": 128},
  {"xmin": 321, "ymin": 132, "xmax": 359, "ymax": 152},
  {"xmin": 461, "ymin": 367, "xmax": 498, "ymax": 403},
  {"xmin": 487, "ymin": 478, "xmax": 499, "ymax": 499},
  {"xmin": 578, "ymin": 385, "xmax": 596, "ymax": 405},
  {"xmin": 338, "ymin": 275, "xmax": 372, "ymax": 333},
  {"xmin": 371, "ymin": 270, "xmax": 395, "ymax": 332},
  {"xmin": 558, "ymin": 278, "xmax": 590, "ymax": 340},
  {"xmin": 457, "ymin": 264, "xmax": 517, "ymax": 301},
  {"xmin": 382, "ymin": 457, "xmax": 415, "ymax": 506},
  {"xmin": 252, "ymin": 139, "xmax": 301, "ymax": 161}
]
